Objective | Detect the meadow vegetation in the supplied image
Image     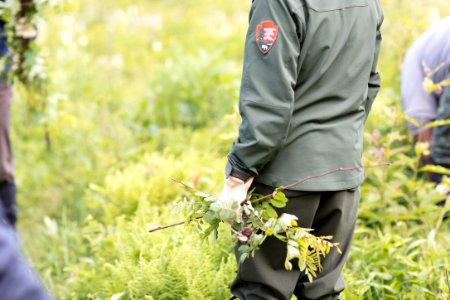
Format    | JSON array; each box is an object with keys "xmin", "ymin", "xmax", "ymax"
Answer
[{"xmin": 11, "ymin": 0, "xmax": 450, "ymax": 299}]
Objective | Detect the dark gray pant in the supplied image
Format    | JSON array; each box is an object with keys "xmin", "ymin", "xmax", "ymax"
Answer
[{"xmin": 231, "ymin": 182, "xmax": 360, "ymax": 300}]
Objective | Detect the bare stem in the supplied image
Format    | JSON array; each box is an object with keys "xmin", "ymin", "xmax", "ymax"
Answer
[
  {"xmin": 148, "ymin": 216, "xmax": 202, "ymax": 233},
  {"xmin": 171, "ymin": 178, "xmax": 195, "ymax": 191},
  {"xmin": 250, "ymin": 163, "xmax": 391, "ymax": 204}
]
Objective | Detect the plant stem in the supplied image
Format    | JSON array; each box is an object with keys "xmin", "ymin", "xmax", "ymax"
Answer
[
  {"xmin": 148, "ymin": 216, "xmax": 202, "ymax": 232},
  {"xmin": 434, "ymin": 194, "xmax": 449, "ymax": 233},
  {"xmin": 250, "ymin": 163, "xmax": 391, "ymax": 204},
  {"xmin": 171, "ymin": 178, "xmax": 196, "ymax": 191}
]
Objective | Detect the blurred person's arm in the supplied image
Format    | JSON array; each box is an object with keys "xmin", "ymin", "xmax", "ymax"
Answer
[{"xmin": 0, "ymin": 207, "xmax": 53, "ymax": 300}]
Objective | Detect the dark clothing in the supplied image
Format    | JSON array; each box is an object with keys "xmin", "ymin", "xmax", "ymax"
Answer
[
  {"xmin": 0, "ymin": 181, "xmax": 16, "ymax": 227},
  {"xmin": 0, "ymin": 204, "xmax": 53, "ymax": 300},
  {"xmin": 0, "ymin": 81, "xmax": 13, "ymax": 183},
  {"xmin": 226, "ymin": 0, "xmax": 383, "ymax": 191},
  {"xmin": 0, "ymin": 0, "xmax": 8, "ymax": 59},
  {"xmin": 431, "ymin": 83, "xmax": 450, "ymax": 166},
  {"xmin": 0, "ymin": 19, "xmax": 8, "ymax": 58},
  {"xmin": 231, "ymin": 182, "xmax": 360, "ymax": 300}
]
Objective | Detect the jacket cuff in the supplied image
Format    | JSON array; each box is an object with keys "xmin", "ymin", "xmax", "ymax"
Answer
[{"xmin": 225, "ymin": 160, "xmax": 254, "ymax": 182}]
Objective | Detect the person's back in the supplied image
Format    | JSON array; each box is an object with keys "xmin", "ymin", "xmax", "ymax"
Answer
[
  {"xmin": 227, "ymin": 0, "xmax": 383, "ymax": 190},
  {"xmin": 223, "ymin": 1, "xmax": 383, "ymax": 299},
  {"xmin": 258, "ymin": 0, "xmax": 383, "ymax": 190}
]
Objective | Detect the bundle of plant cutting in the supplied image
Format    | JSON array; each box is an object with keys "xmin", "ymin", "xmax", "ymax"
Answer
[
  {"xmin": 174, "ymin": 184, "xmax": 341, "ymax": 282},
  {"xmin": 148, "ymin": 166, "xmax": 392, "ymax": 282}
]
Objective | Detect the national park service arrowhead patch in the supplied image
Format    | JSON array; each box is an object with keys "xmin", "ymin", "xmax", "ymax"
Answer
[{"xmin": 256, "ymin": 20, "xmax": 279, "ymax": 55}]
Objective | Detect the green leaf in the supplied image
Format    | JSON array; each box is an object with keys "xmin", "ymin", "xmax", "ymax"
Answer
[
  {"xmin": 110, "ymin": 292, "xmax": 126, "ymax": 300},
  {"xmin": 262, "ymin": 205, "xmax": 278, "ymax": 219},
  {"xmin": 270, "ymin": 192, "xmax": 288, "ymax": 208},
  {"xmin": 425, "ymin": 119, "xmax": 450, "ymax": 128},
  {"xmin": 212, "ymin": 226, "xmax": 219, "ymax": 244},
  {"xmin": 285, "ymin": 260, "xmax": 293, "ymax": 271},
  {"xmin": 202, "ymin": 223, "xmax": 219, "ymax": 238},
  {"xmin": 420, "ymin": 165, "xmax": 450, "ymax": 175},
  {"xmin": 238, "ymin": 244, "xmax": 250, "ymax": 253},
  {"xmin": 202, "ymin": 211, "xmax": 217, "ymax": 223},
  {"xmin": 401, "ymin": 114, "xmax": 420, "ymax": 127},
  {"xmin": 219, "ymin": 209, "xmax": 236, "ymax": 222},
  {"xmin": 195, "ymin": 192, "xmax": 210, "ymax": 198},
  {"xmin": 209, "ymin": 202, "xmax": 221, "ymax": 212}
]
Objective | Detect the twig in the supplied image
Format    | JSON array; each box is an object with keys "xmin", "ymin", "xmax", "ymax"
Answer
[
  {"xmin": 250, "ymin": 163, "xmax": 391, "ymax": 204},
  {"xmin": 148, "ymin": 216, "xmax": 202, "ymax": 233},
  {"xmin": 171, "ymin": 178, "xmax": 195, "ymax": 191}
]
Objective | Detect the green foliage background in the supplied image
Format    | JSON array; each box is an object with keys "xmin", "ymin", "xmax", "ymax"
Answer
[{"xmin": 10, "ymin": 0, "xmax": 450, "ymax": 299}]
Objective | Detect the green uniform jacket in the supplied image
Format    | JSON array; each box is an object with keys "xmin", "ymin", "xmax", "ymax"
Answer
[{"xmin": 226, "ymin": 0, "xmax": 383, "ymax": 191}]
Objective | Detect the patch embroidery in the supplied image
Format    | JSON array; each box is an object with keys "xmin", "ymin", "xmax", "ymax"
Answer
[{"xmin": 256, "ymin": 20, "xmax": 279, "ymax": 55}]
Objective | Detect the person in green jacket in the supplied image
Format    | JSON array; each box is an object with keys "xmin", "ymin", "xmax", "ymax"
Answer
[{"xmin": 219, "ymin": 0, "xmax": 383, "ymax": 299}]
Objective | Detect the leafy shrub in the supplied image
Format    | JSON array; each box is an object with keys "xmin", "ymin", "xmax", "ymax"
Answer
[{"xmin": 136, "ymin": 50, "xmax": 241, "ymax": 129}]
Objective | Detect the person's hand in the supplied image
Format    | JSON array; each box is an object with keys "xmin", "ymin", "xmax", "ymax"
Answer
[
  {"xmin": 414, "ymin": 127, "xmax": 433, "ymax": 164},
  {"xmin": 414, "ymin": 127, "xmax": 433, "ymax": 145},
  {"xmin": 217, "ymin": 176, "xmax": 254, "ymax": 214}
]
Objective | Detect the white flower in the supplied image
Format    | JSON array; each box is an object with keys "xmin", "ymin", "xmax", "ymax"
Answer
[{"xmin": 279, "ymin": 214, "xmax": 298, "ymax": 228}]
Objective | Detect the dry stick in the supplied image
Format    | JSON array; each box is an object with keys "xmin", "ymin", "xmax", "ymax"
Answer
[
  {"xmin": 149, "ymin": 216, "xmax": 203, "ymax": 233},
  {"xmin": 149, "ymin": 163, "xmax": 391, "ymax": 233},
  {"xmin": 171, "ymin": 178, "xmax": 195, "ymax": 191}
]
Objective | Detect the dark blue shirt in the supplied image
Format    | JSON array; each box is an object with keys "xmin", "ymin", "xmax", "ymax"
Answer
[{"xmin": 0, "ymin": 0, "xmax": 7, "ymax": 58}]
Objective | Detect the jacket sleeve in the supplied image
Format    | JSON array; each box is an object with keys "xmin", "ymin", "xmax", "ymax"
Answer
[
  {"xmin": 226, "ymin": 0, "xmax": 302, "ymax": 178},
  {"xmin": 364, "ymin": 4, "xmax": 384, "ymax": 121}
]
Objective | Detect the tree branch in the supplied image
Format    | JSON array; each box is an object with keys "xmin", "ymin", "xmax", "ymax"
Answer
[{"xmin": 250, "ymin": 163, "xmax": 391, "ymax": 204}]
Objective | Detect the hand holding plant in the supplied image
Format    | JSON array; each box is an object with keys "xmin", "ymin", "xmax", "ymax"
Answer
[
  {"xmin": 174, "ymin": 183, "xmax": 341, "ymax": 282},
  {"xmin": 150, "ymin": 165, "xmax": 389, "ymax": 281}
]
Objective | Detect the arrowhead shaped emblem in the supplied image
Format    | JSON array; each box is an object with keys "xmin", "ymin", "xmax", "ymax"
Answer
[{"xmin": 256, "ymin": 20, "xmax": 279, "ymax": 55}]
